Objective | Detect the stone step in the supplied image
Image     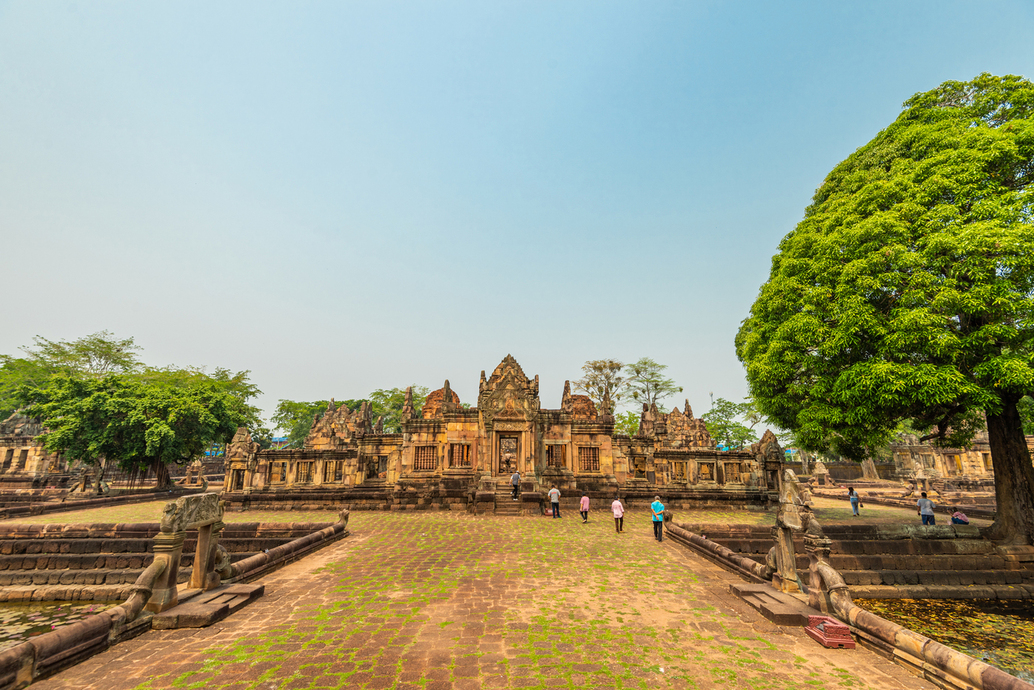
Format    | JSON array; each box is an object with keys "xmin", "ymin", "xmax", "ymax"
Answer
[
  {"xmin": 0, "ymin": 566, "xmax": 192, "ymax": 587},
  {"xmin": 494, "ymin": 499, "xmax": 522, "ymax": 516},
  {"xmin": 152, "ymin": 583, "xmax": 264, "ymax": 629},
  {"xmin": 729, "ymin": 583, "xmax": 819, "ymax": 626},
  {"xmin": 841, "ymin": 569, "xmax": 1030, "ymax": 587},
  {"xmin": 0, "ymin": 537, "xmax": 303, "ymax": 556}
]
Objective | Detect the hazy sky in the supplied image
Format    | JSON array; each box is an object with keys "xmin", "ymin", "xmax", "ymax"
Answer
[{"xmin": 3, "ymin": 1, "xmax": 1034, "ymax": 426}]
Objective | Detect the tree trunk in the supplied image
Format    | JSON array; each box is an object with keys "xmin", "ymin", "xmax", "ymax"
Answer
[
  {"xmin": 153, "ymin": 460, "xmax": 171, "ymax": 491},
  {"xmin": 984, "ymin": 395, "xmax": 1034, "ymax": 546}
]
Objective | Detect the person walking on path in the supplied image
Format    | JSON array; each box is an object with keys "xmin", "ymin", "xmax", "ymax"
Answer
[
  {"xmin": 548, "ymin": 485, "xmax": 561, "ymax": 518},
  {"xmin": 510, "ymin": 471, "xmax": 521, "ymax": 501},
  {"xmin": 651, "ymin": 495, "xmax": 665, "ymax": 542},
  {"xmin": 579, "ymin": 493, "xmax": 590, "ymax": 523},
  {"xmin": 848, "ymin": 487, "xmax": 860, "ymax": 516},
  {"xmin": 917, "ymin": 492, "xmax": 937, "ymax": 525},
  {"xmin": 611, "ymin": 495, "xmax": 624, "ymax": 533}
]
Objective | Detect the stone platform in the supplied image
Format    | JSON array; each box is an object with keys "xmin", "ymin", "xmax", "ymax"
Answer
[
  {"xmin": 152, "ymin": 583, "xmax": 264, "ymax": 629},
  {"xmin": 730, "ymin": 583, "xmax": 821, "ymax": 626},
  {"xmin": 32, "ymin": 511, "xmax": 921, "ymax": 690}
]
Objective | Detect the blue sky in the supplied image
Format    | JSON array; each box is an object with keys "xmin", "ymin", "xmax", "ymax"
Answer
[{"xmin": 2, "ymin": 1, "xmax": 1033, "ymax": 425}]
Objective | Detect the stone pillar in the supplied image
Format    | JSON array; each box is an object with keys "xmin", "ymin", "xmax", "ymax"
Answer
[
  {"xmin": 771, "ymin": 524, "xmax": 800, "ymax": 593},
  {"xmin": 146, "ymin": 531, "xmax": 185, "ymax": 613},
  {"xmin": 805, "ymin": 530, "xmax": 835, "ymax": 613}
]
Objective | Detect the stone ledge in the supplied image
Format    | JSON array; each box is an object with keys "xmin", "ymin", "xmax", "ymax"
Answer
[{"xmin": 151, "ymin": 583, "xmax": 264, "ymax": 629}]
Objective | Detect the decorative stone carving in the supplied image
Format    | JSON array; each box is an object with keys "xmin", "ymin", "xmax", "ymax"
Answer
[
  {"xmin": 561, "ymin": 380, "xmax": 597, "ymax": 420},
  {"xmin": 160, "ymin": 492, "xmax": 224, "ymax": 533},
  {"xmin": 477, "ymin": 355, "xmax": 540, "ymax": 423},
  {"xmin": 422, "ymin": 384, "xmax": 461, "ymax": 418}
]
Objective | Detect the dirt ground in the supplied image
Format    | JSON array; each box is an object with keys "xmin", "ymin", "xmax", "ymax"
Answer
[{"xmin": 31, "ymin": 510, "xmax": 931, "ymax": 690}]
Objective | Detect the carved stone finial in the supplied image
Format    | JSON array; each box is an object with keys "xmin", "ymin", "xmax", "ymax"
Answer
[
  {"xmin": 402, "ymin": 386, "xmax": 415, "ymax": 420},
  {"xmin": 684, "ymin": 399, "xmax": 693, "ymax": 419}
]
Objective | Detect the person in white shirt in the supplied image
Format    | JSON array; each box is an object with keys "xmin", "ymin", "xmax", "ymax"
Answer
[
  {"xmin": 548, "ymin": 485, "xmax": 561, "ymax": 518},
  {"xmin": 611, "ymin": 496, "xmax": 625, "ymax": 533}
]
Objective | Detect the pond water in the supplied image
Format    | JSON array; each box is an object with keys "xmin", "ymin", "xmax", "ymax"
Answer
[
  {"xmin": 0, "ymin": 602, "xmax": 115, "ymax": 652},
  {"xmin": 857, "ymin": 598, "xmax": 1034, "ymax": 682}
]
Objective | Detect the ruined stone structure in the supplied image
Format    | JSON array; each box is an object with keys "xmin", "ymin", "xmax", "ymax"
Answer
[
  {"xmin": 0, "ymin": 412, "xmax": 71, "ymax": 489},
  {"xmin": 222, "ymin": 355, "xmax": 781, "ymax": 512}
]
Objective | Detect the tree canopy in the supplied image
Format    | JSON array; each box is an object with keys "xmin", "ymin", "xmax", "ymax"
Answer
[
  {"xmin": 700, "ymin": 398, "xmax": 759, "ymax": 450},
  {"xmin": 736, "ymin": 73, "xmax": 1034, "ymax": 544},
  {"xmin": 3, "ymin": 332, "xmax": 268, "ymax": 473},
  {"xmin": 624, "ymin": 357, "xmax": 682, "ymax": 411},
  {"xmin": 19, "ymin": 373, "xmax": 248, "ymax": 488},
  {"xmin": 574, "ymin": 360, "xmax": 625, "ymax": 413},
  {"xmin": 1, "ymin": 331, "xmax": 143, "ymax": 419},
  {"xmin": 272, "ymin": 386, "xmax": 429, "ymax": 447}
]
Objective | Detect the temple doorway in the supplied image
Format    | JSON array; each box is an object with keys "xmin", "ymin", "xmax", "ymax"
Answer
[{"xmin": 498, "ymin": 436, "xmax": 519, "ymax": 476}]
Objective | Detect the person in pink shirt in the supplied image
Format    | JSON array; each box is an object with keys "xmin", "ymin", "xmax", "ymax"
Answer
[
  {"xmin": 611, "ymin": 495, "xmax": 624, "ymax": 533},
  {"xmin": 579, "ymin": 493, "xmax": 590, "ymax": 523}
]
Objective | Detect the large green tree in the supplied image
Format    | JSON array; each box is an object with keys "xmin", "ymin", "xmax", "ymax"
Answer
[
  {"xmin": 369, "ymin": 386, "xmax": 429, "ymax": 433},
  {"xmin": 272, "ymin": 399, "xmax": 360, "ymax": 448},
  {"xmin": 0, "ymin": 331, "xmax": 143, "ymax": 419},
  {"xmin": 19, "ymin": 374, "xmax": 248, "ymax": 488},
  {"xmin": 736, "ymin": 74, "xmax": 1034, "ymax": 545}
]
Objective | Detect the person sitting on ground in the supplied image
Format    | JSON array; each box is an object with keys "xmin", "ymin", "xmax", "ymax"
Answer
[
  {"xmin": 579, "ymin": 493, "xmax": 590, "ymax": 523},
  {"xmin": 951, "ymin": 507, "xmax": 970, "ymax": 525},
  {"xmin": 916, "ymin": 491, "xmax": 937, "ymax": 526}
]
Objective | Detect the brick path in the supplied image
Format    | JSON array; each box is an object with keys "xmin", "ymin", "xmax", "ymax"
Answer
[{"xmin": 35, "ymin": 511, "xmax": 925, "ymax": 690}]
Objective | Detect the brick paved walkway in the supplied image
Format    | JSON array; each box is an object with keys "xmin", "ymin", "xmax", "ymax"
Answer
[{"xmin": 35, "ymin": 511, "xmax": 924, "ymax": 690}]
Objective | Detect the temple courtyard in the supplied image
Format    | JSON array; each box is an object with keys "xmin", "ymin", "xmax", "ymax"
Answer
[{"xmin": 27, "ymin": 506, "xmax": 929, "ymax": 690}]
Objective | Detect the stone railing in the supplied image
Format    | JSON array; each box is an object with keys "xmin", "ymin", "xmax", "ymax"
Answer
[{"xmin": 803, "ymin": 520, "xmax": 1033, "ymax": 690}]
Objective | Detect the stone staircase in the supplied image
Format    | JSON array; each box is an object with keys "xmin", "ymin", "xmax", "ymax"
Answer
[
  {"xmin": 491, "ymin": 479, "xmax": 522, "ymax": 516},
  {"xmin": 673, "ymin": 522, "xmax": 1034, "ymax": 599}
]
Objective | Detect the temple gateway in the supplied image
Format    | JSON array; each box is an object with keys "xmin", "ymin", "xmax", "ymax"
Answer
[{"xmin": 222, "ymin": 355, "xmax": 782, "ymax": 512}]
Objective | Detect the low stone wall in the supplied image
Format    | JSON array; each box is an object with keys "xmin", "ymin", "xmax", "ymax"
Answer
[
  {"xmin": 0, "ymin": 521, "xmax": 341, "ymax": 603},
  {"xmin": 224, "ymin": 485, "xmax": 777, "ymax": 515},
  {"xmin": 671, "ymin": 522, "xmax": 1034, "ymax": 599},
  {"xmin": 0, "ymin": 487, "xmax": 204, "ymax": 521}
]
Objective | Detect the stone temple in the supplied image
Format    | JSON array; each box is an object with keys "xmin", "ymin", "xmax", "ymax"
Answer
[{"xmin": 222, "ymin": 355, "xmax": 781, "ymax": 512}]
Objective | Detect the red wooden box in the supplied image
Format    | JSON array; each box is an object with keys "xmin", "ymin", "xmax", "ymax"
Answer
[{"xmin": 804, "ymin": 615, "xmax": 855, "ymax": 649}]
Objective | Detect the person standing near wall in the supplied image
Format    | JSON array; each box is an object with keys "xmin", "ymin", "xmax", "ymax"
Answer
[
  {"xmin": 611, "ymin": 495, "xmax": 624, "ymax": 533},
  {"xmin": 548, "ymin": 485, "xmax": 561, "ymax": 519},
  {"xmin": 917, "ymin": 492, "xmax": 937, "ymax": 525},
  {"xmin": 651, "ymin": 495, "xmax": 665, "ymax": 542},
  {"xmin": 579, "ymin": 493, "xmax": 590, "ymax": 523}
]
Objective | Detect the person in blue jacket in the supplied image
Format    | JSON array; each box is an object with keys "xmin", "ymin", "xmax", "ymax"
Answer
[{"xmin": 651, "ymin": 495, "xmax": 665, "ymax": 542}]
